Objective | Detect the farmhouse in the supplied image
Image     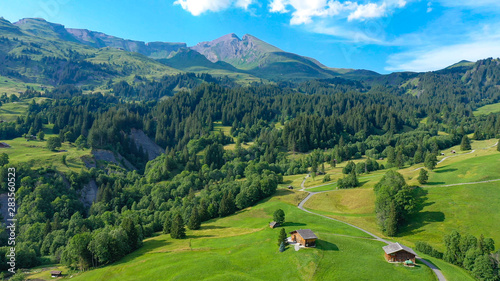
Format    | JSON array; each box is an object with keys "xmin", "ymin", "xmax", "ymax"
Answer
[
  {"xmin": 290, "ymin": 229, "xmax": 317, "ymax": 247},
  {"xmin": 382, "ymin": 243, "xmax": 416, "ymax": 263},
  {"xmin": 50, "ymin": 270, "xmax": 63, "ymax": 277}
]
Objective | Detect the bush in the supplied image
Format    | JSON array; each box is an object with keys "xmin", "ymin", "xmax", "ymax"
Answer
[{"xmin": 415, "ymin": 241, "xmax": 443, "ymax": 259}]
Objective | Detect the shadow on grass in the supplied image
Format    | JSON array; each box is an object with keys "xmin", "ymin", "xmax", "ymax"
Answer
[
  {"xmin": 315, "ymin": 240, "xmax": 339, "ymax": 251},
  {"xmin": 358, "ymin": 180, "xmax": 370, "ymax": 187},
  {"xmin": 201, "ymin": 225, "xmax": 228, "ymax": 230},
  {"xmin": 425, "ymin": 182, "xmax": 446, "ymax": 186},
  {"xmin": 401, "ymin": 211, "xmax": 445, "ymax": 236},
  {"xmin": 282, "ymin": 222, "xmax": 306, "ymax": 227},
  {"xmin": 434, "ymin": 168, "xmax": 457, "ymax": 173},
  {"xmin": 187, "ymin": 234, "xmax": 215, "ymax": 239},
  {"xmin": 399, "ymin": 188, "xmax": 445, "ymax": 236}
]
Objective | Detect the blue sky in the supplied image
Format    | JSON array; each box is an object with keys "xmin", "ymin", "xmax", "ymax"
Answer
[{"xmin": 1, "ymin": 0, "xmax": 499, "ymax": 73}]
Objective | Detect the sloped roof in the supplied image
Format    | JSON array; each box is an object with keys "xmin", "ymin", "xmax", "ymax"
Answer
[
  {"xmin": 382, "ymin": 243, "xmax": 417, "ymax": 256},
  {"xmin": 292, "ymin": 229, "xmax": 318, "ymax": 240},
  {"xmin": 269, "ymin": 221, "xmax": 279, "ymax": 227}
]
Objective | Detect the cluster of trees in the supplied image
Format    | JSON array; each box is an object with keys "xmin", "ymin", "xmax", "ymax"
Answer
[
  {"xmin": 374, "ymin": 171, "xmax": 420, "ymax": 236},
  {"xmin": 417, "ymin": 231, "xmax": 499, "ymax": 281}
]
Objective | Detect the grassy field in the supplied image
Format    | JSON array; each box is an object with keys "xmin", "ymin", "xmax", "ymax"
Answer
[
  {"xmin": 0, "ymin": 126, "xmax": 90, "ymax": 172},
  {"xmin": 0, "ymin": 76, "xmax": 49, "ymax": 96},
  {"xmin": 28, "ymin": 189, "xmax": 437, "ymax": 281},
  {"xmin": 0, "ymin": 97, "xmax": 51, "ymax": 122},
  {"xmin": 474, "ymin": 102, "xmax": 500, "ymax": 116},
  {"xmin": 300, "ymin": 139, "xmax": 499, "ymax": 281}
]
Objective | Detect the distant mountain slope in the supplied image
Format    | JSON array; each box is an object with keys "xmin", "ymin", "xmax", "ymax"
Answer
[
  {"xmin": 190, "ymin": 33, "xmax": 348, "ymax": 80},
  {"xmin": 0, "ymin": 18, "xmax": 181, "ymax": 85},
  {"xmin": 14, "ymin": 18, "xmax": 186, "ymax": 59}
]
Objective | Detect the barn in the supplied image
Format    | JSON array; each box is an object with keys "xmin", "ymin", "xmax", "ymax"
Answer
[
  {"xmin": 269, "ymin": 221, "xmax": 280, "ymax": 228},
  {"xmin": 382, "ymin": 243, "xmax": 416, "ymax": 263},
  {"xmin": 290, "ymin": 229, "xmax": 317, "ymax": 247},
  {"xmin": 0, "ymin": 142, "xmax": 10, "ymax": 148},
  {"xmin": 51, "ymin": 270, "xmax": 63, "ymax": 277}
]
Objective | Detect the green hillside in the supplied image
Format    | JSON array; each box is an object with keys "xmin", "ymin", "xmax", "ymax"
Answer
[
  {"xmin": 29, "ymin": 190, "xmax": 436, "ymax": 281},
  {"xmin": 300, "ymin": 140, "xmax": 500, "ymax": 280}
]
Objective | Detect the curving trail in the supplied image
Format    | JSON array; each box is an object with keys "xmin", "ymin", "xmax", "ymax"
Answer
[
  {"xmin": 296, "ymin": 177, "xmax": 446, "ymax": 281},
  {"xmin": 413, "ymin": 141, "xmax": 498, "ymax": 172}
]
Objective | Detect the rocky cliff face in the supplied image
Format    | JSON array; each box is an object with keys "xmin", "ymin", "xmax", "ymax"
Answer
[
  {"xmin": 65, "ymin": 28, "xmax": 186, "ymax": 58},
  {"xmin": 13, "ymin": 18, "xmax": 186, "ymax": 59},
  {"xmin": 190, "ymin": 33, "xmax": 282, "ymax": 69}
]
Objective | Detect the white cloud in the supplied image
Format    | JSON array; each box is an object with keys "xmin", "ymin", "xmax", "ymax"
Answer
[
  {"xmin": 311, "ymin": 21, "xmax": 385, "ymax": 43},
  {"xmin": 437, "ymin": 0, "xmax": 500, "ymax": 8},
  {"xmin": 236, "ymin": 0, "xmax": 253, "ymax": 9},
  {"xmin": 348, "ymin": 3, "xmax": 387, "ymax": 21},
  {"xmin": 174, "ymin": 0, "xmax": 253, "ymax": 16},
  {"xmin": 386, "ymin": 29, "xmax": 500, "ymax": 72},
  {"xmin": 269, "ymin": 0, "xmax": 289, "ymax": 12},
  {"xmin": 268, "ymin": 0, "xmax": 408, "ymax": 25}
]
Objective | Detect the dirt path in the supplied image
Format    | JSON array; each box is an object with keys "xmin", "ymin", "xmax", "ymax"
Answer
[
  {"xmin": 426, "ymin": 178, "xmax": 500, "ymax": 187},
  {"xmin": 414, "ymin": 141, "xmax": 498, "ymax": 172},
  {"xmin": 297, "ymin": 182, "xmax": 446, "ymax": 281}
]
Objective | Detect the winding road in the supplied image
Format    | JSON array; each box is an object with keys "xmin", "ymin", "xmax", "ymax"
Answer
[{"xmin": 297, "ymin": 174, "xmax": 446, "ymax": 281}]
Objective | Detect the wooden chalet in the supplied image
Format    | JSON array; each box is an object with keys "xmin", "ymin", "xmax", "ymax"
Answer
[
  {"xmin": 290, "ymin": 229, "xmax": 317, "ymax": 247},
  {"xmin": 50, "ymin": 270, "xmax": 63, "ymax": 277},
  {"xmin": 269, "ymin": 221, "xmax": 280, "ymax": 228},
  {"xmin": 382, "ymin": 243, "xmax": 416, "ymax": 263}
]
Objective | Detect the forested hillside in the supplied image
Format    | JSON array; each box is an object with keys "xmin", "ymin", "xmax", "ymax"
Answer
[{"xmin": 0, "ymin": 16, "xmax": 500, "ymax": 281}]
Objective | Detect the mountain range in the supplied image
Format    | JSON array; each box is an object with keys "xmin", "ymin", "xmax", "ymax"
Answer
[{"xmin": 0, "ymin": 17, "xmax": 482, "ymax": 87}]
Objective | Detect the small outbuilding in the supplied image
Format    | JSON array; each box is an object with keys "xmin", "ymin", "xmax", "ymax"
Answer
[
  {"xmin": 382, "ymin": 243, "xmax": 416, "ymax": 263},
  {"xmin": 290, "ymin": 229, "xmax": 317, "ymax": 247},
  {"xmin": 0, "ymin": 142, "xmax": 10, "ymax": 148},
  {"xmin": 269, "ymin": 221, "xmax": 280, "ymax": 228},
  {"xmin": 287, "ymin": 185, "xmax": 293, "ymax": 190},
  {"xmin": 51, "ymin": 270, "xmax": 63, "ymax": 277}
]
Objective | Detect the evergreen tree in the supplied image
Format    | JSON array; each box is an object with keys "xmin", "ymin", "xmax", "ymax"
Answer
[
  {"xmin": 170, "ymin": 213, "xmax": 186, "ymax": 239},
  {"xmin": 121, "ymin": 217, "xmax": 140, "ymax": 250},
  {"xmin": 386, "ymin": 146, "xmax": 395, "ymax": 167},
  {"xmin": 163, "ymin": 213, "xmax": 172, "ymax": 234},
  {"xmin": 279, "ymin": 241, "xmax": 285, "ymax": 253},
  {"xmin": 385, "ymin": 202, "xmax": 398, "ymax": 237},
  {"xmin": 273, "ymin": 209, "xmax": 285, "ymax": 225},
  {"xmin": 424, "ymin": 153, "xmax": 438, "ymax": 170},
  {"xmin": 461, "ymin": 135, "xmax": 472, "ymax": 151},
  {"xmin": 187, "ymin": 207, "xmax": 201, "ymax": 230},
  {"xmin": 472, "ymin": 255, "xmax": 497, "ymax": 281},
  {"xmin": 417, "ymin": 169, "xmax": 429, "ymax": 184},
  {"xmin": 395, "ymin": 150, "xmax": 404, "ymax": 169},
  {"xmin": 219, "ymin": 192, "xmax": 235, "ymax": 217},
  {"xmin": 414, "ymin": 145, "xmax": 423, "ymax": 164},
  {"xmin": 278, "ymin": 228, "xmax": 287, "ymax": 246}
]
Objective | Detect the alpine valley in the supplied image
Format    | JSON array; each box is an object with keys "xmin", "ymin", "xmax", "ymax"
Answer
[{"xmin": 0, "ymin": 17, "xmax": 499, "ymax": 281}]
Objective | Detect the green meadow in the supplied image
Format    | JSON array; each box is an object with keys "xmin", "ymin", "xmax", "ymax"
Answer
[
  {"xmin": 474, "ymin": 102, "xmax": 500, "ymax": 116},
  {"xmin": 0, "ymin": 126, "xmax": 90, "ymax": 172},
  {"xmin": 29, "ymin": 190, "xmax": 436, "ymax": 281},
  {"xmin": 301, "ymin": 139, "xmax": 500, "ymax": 280}
]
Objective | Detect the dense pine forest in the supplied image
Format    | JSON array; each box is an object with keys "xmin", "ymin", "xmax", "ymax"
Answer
[{"xmin": 0, "ymin": 55, "xmax": 500, "ymax": 280}]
